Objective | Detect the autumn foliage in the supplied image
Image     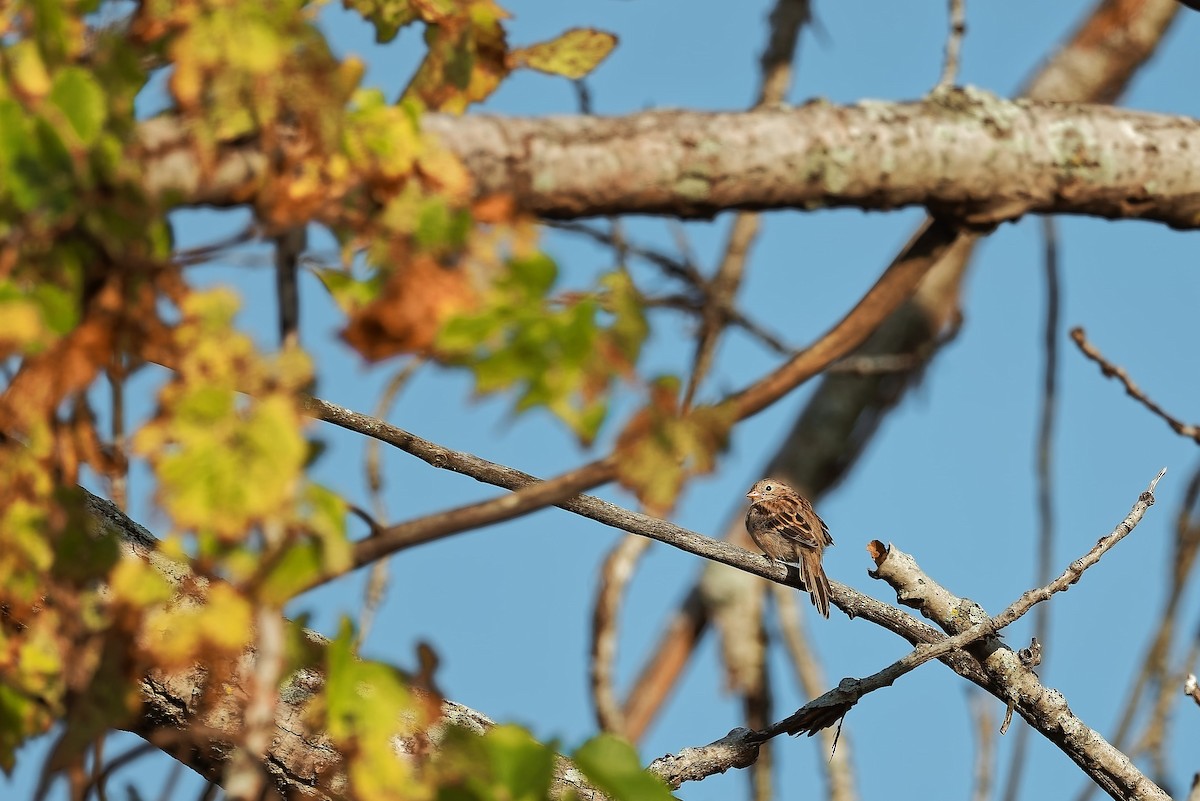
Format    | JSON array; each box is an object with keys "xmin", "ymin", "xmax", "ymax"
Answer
[{"xmin": 0, "ymin": 1, "xmax": 689, "ymax": 798}]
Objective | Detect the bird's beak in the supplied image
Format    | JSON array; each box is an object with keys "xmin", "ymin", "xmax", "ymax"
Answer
[{"xmin": 746, "ymin": 491, "xmax": 760, "ymax": 501}]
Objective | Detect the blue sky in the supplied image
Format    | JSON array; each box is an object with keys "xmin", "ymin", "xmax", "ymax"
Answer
[{"xmin": 9, "ymin": 2, "xmax": 1200, "ymax": 800}]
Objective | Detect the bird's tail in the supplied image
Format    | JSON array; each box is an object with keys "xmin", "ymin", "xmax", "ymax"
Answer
[{"xmin": 800, "ymin": 548, "xmax": 831, "ymax": 618}]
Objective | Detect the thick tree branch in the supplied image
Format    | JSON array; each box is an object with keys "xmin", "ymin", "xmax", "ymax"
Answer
[
  {"xmin": 425, "ymin": 93, "xmax": 1200, "ymax": 226},
  {"xmin": 139, "ymin": 95, "xmax": 1200, "ymax": 228}
]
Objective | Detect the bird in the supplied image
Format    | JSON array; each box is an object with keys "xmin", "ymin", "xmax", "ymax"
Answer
[{"xmin": 745, "ymin": 478, "xmax": 834, "ymax": 617}]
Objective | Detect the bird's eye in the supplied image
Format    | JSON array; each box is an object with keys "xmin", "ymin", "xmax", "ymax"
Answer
[{"xmin": 764, "ymin": 484, "xmax": 773, "ymax": 492}]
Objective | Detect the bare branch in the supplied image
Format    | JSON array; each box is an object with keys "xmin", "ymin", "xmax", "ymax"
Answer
[
  {"xmin": 936, "ymin": 0, "xmax": 967, "ymax": 89},
  {"xmin": 969, "ymin": 690, "xmax": 996, "ymax": 801},
  {"xmin": 845, "ymin": 470, "xmax": 1171, "ymax": 801},
  {"xmin": 139, "ymin": 96, "xmax": 1200, "ymax": 228},
  {"xmin": 681, "ymin": 0, "xmax": 811, "ymax": 412},
  {"xmin": 1001, "ymin": 214, "xmax": 1061, "ymax": 801},
  {"xmin": 1075, "ymin": 463, "xmax": 1200, "ymax": 801},
  {"xmin": 614, "ymin": 0, "xmax": 1182, "ymax": 761},
  {"xmin": 273, "ymin": 226, "xmax": 305, "ymax": 346},
  {"xmin": 423, "ymin": 96, "xmax": 1200, "ymax": 225},
  {"xmin": 771, "ymin": 468, "xmax": 1163, "ymax": 745},
  {"xmin": 1071, "ymin": 327, "xmax": 1200, "ymax": 444},
  {"xmin": 590, "ymin": 536, "xmax": 651, "ymax": 734},
  {"xmin": 772, "ymin": 584, "xmax": 858, "ymax": 801},
  {"xmin": 729, "ymin": 217, "xmax": 961, "ymax": 419}
]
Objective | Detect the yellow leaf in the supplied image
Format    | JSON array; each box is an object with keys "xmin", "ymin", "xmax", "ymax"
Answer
[
  {"xmin": 109, "ymin": 557, "xmax": 174, "ymax": 608},
  {"xmin": 9, "ymin": 41, "xmax": 51, "ymax": 100},
  {"xmin": 0, "ymin": 300, "xmax": 46, "ymax": 353},
  {"xmin": 511, "ymin": 28, "xmax": 617, "ymax": 80},
  {"xmin": 144, "ymin": 584, "xmax": 253, "ymax": 665}
]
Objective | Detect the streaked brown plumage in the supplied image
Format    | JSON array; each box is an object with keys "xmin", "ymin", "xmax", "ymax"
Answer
[{"xmin": 745, "ymin": 478, "xmax": 834, "ymax": 618}]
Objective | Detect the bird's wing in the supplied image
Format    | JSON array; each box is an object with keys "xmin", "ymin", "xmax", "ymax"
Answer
[{"xmin": 771, "ymin": 505, "xmax": 826, "ymax": 550}]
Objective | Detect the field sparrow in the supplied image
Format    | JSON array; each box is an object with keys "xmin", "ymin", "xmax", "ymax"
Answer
[{"xmin": 745, "ymin": 478, "xmax": 834, "ymax": 617}]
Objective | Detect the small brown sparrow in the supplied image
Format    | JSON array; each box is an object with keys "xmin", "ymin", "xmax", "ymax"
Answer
[{"xmin": 745, "ymin": 478, "xmax": 834, "ymax": 617}]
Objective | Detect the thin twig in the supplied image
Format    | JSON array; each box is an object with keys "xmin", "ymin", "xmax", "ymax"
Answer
[
  {"xmin": 773, "ymin": 469, "xmax": 1166, "ymax": 737},
  {"xmin": 681, "ymin": 0, "xmax": 810, "ymax": 413},
  {"xmin": 299, "ymin": 399, "xmax": 620, "ymax": 590},
  {"xmin": 1076, "ymin": 462, "xmax": 1200, "ymax": 801},
  {"xmin": 644, "ymin": 293, "xmax": 792, "ymax": 355},
  {"xmin": 1001, "ymin": 214, "xmax": 1060, "ymax": 801},
  {"xmin": 107, "ymin": 366, "xmax": 127, "ymax": 511},
  {"xmin": 81, "ymin": 742, "xmax": 159, "ymax": 801},
  {"xmin": 90, "ymin": 736, "xmax": 107, "ymax": 801},
  {"xmin": 827, "ymin": 317, "xmax": 962, "ymax": 375},
  {"xmin": 545, "ymin": 220, "xmax": 702, "ymax": 285},
  {"xmin": 154, "ymin": 762, "xmax": 183, "ymax": 801},
  {"xmin": 936, "ymin": 0, "xmax": 966, "ymax": 89},
  {"xmin": 173, "ymin": 223, "xmax": 259, "ymax": 266},
  {"xmin": 1132, "ymin": 464, "xmax": 1200, "ymax": 772},
  {"xmin": 772, "ymin": 584, "xmax": 858, "ymax": 801},
  {"xmin": 358, "ymin": 359, "xmax": 423, "ymax": 644},
  {"xmin": 1071, "ymin": 326, "xmax": 1200, "ymax": 444},
  {"xmin": 968, "ymin": 689, "xmax": 996, "ymax": 801},
  {"xmin": 548, "ymin": 223, "xmax": 793, "ymax": 355},
  {"xmin": 591, "ymin": 536, "xmax": 651, "ymax": 734},
  {"xmin": 274, "ymin": 226, "xmax": 306, "ymax": 345}
]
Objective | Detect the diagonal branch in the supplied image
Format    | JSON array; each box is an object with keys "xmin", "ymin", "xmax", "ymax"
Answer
[
  {"xmin": 729, "ymin": 216, "xmax": 960, "ymax": 419},
  {"xmin": 776, "ymin": 468, "xmax": 1165, "ymax": 738},
  {"xmin": 680, "ymin": 0, "xmax": 811, "ymax": 413},
  {"xmin": 299, "ymin": 214, "xmax": 951, "ymax": 577},
  {"xmin": 1070, "ymin": 327, "xmax": 1200, "ymax": 444},
  {"xmin": 84, "ymin": 479, "xmax": 992, "ymax": 801}
]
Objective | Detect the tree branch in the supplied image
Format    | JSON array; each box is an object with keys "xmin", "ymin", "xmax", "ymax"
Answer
[
  {"xmin": 139, "ymin": 95, "xmax": 1200, "ymax": 228},
  {"xmin": 776, "ymin": 468, "xmax": 1165, "ymax": 738},
  {"xmin": 616, "ymin": 0, "xmax": 1181, "ymax": 740},
  {"xmin": 644, "ymin": 468, "xmax": 1169, "ymax": 794},
  {"xmin": 1070, "ymin": 327, "xmax": 1200, "ymax": 444}
]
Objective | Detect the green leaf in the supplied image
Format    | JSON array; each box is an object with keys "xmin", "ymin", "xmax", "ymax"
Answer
[
  {"xmin": 311, "ymin": 266, "xmax": 383, "ymax": 312},
  {"xmin": 484, "ymin": 725, "xmax": 557, "ymax": 801},
  {"xmin": 258, "ymin": 541, "xmax": 323, "ymax": 605},
  {"xmin": 49, "ymin": 67, "xmax": 107, "ymax": 146},
  {"xmin": 508, "ymin": 253, "xmax": 557, "ymax": 298},
  {"xmin": 512, "ymin": 29, "xmax": 618, "ymax": 80},
  {"xmin": 415, "ymin": 197, "xmax": 472, "ymax": 253},
  {"xmin": 436, "ymin": 261, "xmax": 646, "ymax": 445},
  {"xmin": 573, "ymin": 734, "xmax": 673, "ymax": 801},
  {"xmin": 0, "ymin": 100, "xmax": 42, "ymax": 212}
]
